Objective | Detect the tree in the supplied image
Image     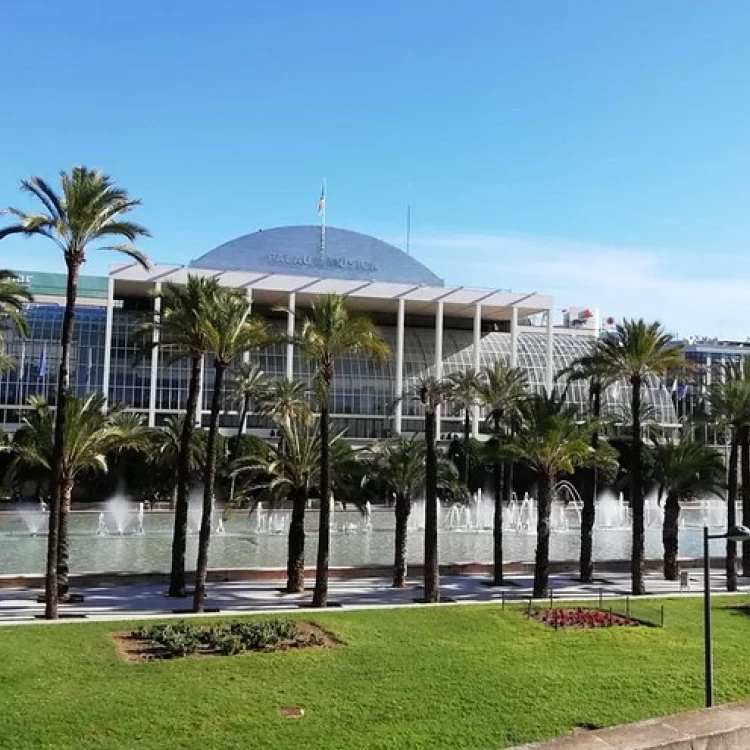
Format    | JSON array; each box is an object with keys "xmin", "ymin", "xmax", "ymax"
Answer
[
  {"xmin": 232, "ymin": 418, "xmax": 348, "ymax": 593},
  {"xmin": 417, "ymin": 375, "xmax": 454, "ymax": 602},
  {"xmin": 291, "ymin": 295, "xmax": 390, "ymax": 607},
  {"xmin": 649, "ymin": 438, "xmax": 724, "ymax": 580},
  {"xmin": 572, "ymin": 319, "xmax": 686, "ymax": 595},
  {"xmin": 1, "ymin": 168, "xmax": 149, "ymax": 619},
  {"xmin": 477, "ymin": 361, "xmax": 528, "ymax": 585},
  {"xmin": 257, "ymin": 378, "xmax": 313, "ymax": 430},
  {"xmin": 365, "ymin": 436, "xmax": 461, "ymax": 588},
  {"xmin": 0, "ymin": 269, "xmax": 33, "ymax": 375},
  {"xmin": 705, "ymin": 361, "xmax": 750, "ymax": 590},
  {"xmin": 11, "ymin": 394, "xmax": 149, "ymax": 596},
  {"xmin": 147, "ymin": 415, "xmax": 206, "ymax": 507},
  {"xmin": 137, "ymin": 275, "xmax": 216, "ymax": 598},
  {"xmin": 446, "ymin": 369, "xmax": 482, "ymax": 484},
  {"xmin": 507, "ymin": 390, "xmax": 617, "ymax": 598},
  {"xmin": 192, "ymin": 286, "xmax": 268, "ymax": 612}
]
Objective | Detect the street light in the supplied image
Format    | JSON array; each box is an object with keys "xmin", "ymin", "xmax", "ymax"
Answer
[{"xmin": 703, "ymin": 524, "xmax": 750, "ymax": 708}]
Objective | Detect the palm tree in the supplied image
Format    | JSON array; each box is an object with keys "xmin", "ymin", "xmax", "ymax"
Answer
[
  {"xmin": 192, "ymin": 287, "xmax": 268, "ymax": 612},
  {"xmin": 232, "ymin": 418, "xmax": 347, "ymax": 593},
  {"xmin": 477, "ymin": 361, "xmax": 528, "ymax": 585},
  {"xmin": 257, "ymin": 378, "xmax": 313, "ymax": 429},
  {"xmin": 446, "ymin": 369, "xmax": 482, "ymax": 484},
  {"xmin": 705, "ymin": 362, "xmax": 750, "ymax": 590},
  {"xmin": 416, "ymin": 375, "xmax": 454, "ymax": 602},
  {"xmin": 573, "ymin": 319, "xmax": 686, "ymax": 594},
  {"xmin": 291, "ymin": 295, "xmax": 390, "ymax": 607},
  {"xmin": 137, "ymin": 275, "xmax": 217, "ymax": 598},
  {"xmin": 365, "ymin": 436, "xmax": 461, "ymax": 588},
  {"xmin": 1, "ymin": 167, "xmax": 150, "ymax": 619},
  {"xmin": 11, "ymin": 394, "xmax": 149, "ymax": 596},
  {"xmin": 649, "ymin": 438, "xmax": 724, "ymax": 580},
  {"xmin": 148, "ymin": 415, "xmax": 206, "ymax": 507},
  {"xmin": 507, "ymin": 390, "xmax": 617, "ymax": 598},
  {"xmin": 0, "ymin": 270, "xmax": 32, "ymax": 337}
]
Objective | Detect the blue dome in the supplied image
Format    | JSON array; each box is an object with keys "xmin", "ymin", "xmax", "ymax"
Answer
[{"xmin": 189, "ymin": 225, "xmax": 443, "ymax": 286}]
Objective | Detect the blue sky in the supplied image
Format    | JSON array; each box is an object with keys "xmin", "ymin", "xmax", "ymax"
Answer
[{"xmin": 2, "ymin": 1, "xmax": 750, "ymax": 337}]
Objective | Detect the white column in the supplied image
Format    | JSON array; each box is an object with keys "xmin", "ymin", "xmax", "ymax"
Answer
[
  {"xmin": 101, "ymin": 277, "xmax": 115, "ymax": 406},
  {"xmin": 545, "ymin": 308, "xmax": 554, "ymax": 393},
  {"xmin": 471, "ymin": 302, "xmax": 481, "ymax": 438},
  {"xmin": 394, "ymin": 298, "xmax": 405, "ymax": 435},
  {"xmin": 147, "ymin": 282, "xmax": 161, "ymax": 427},
  {"xmin": 286, "ymin": 292, "xmax": 296, "ymax": 381},
  {"xmin": 435, "ymin": 300, "xmax": 444, "ymax": 438},
  {"xmin": 195, "ymin": 355, "xmax": 205, "ymax": 428},
  {"xmin": 705, "ymin": 354, "xmax": 712, "ymax": 388},
  {"xmin": 510, "ymin": 306, "xmax": 518, "ymax": 368}
]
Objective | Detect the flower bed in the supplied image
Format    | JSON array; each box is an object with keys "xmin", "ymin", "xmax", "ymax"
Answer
[
  {"xmin": 528, "ymin": 607, "xmax": 641, "ymax": 629},
  {"xmin": 113, "ymin": 618, "xmax": 336, "ymax": 661}
]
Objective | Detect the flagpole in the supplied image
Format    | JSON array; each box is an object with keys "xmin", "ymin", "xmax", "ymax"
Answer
[
  {"xmin": 406, "ymin": 203, "xmax": 411, "ymax": 256},
  {"xmin": 320, "ymin": 177, "xmax": 327, "ymax": 263},
  {"xmin": 18, "ymin": 340, "xmax": 26, "ymax": 406}
]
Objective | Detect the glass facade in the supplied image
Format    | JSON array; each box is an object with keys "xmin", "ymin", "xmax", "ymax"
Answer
[{"xmin": 0, "ymin": 300, "xmax": 678, "ymax": 438}]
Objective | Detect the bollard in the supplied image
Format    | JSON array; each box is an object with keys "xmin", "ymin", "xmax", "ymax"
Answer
[
  {"xmin": 599, "ymin": 588, "xmax": 603, "ymax": 609},
  {"xmin": 661, "ymin": 605, "xmax": 665, "ymax": 628},
  {"xmin": 527, "ymin": 598, "xmax": 532, "ymax": 618},
  {"xmin": 626, "ymin": 596, "xmax": 630, "ymax": 618},
  {"xmin": 550, "ymin": 590, "xmax": 554, "ymax": 610},
  {"xmin": 609, "ymin": 607, "xmax": 613, "ymax": 627},
  {"xmin": 501, "ymin": 591, "xmax": 505, "ymax": 610}
]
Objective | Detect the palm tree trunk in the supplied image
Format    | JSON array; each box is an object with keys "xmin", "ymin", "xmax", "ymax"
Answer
[
  {"xmin": 727, "ymin": 433, "xmax": 739, "ymax": 591},
  {"xmin": 45, "ymin": 260, "xmax": 80, "ymax": 620},
  {"xmin": 312, "ymin": 403, "xmax": 331, "ymax": 607},
  {"xmin": 393, "ymin": 492, "xmax": 410, "ymax": 588},
  {"xmin": 662, "ymin": 491, "xmax": 680, "ymax": 580},
  {"xmin": 169, "ymin": 355, "xmax": 202, "ymax": 598},
  {"xmin": 463, "ymin": 410, "xmax": 471, "ymax": 485},
  {"xmin": 492, "ymin": 461, "xmax": 504, "ymax": 585},
  {"xmin": 56, "ymin": 477, "xmax": 74, "ymax": 600},
  {"xmin": 580, "ymin": 381, "xmax": 601, "ymax": 583},
  {"xmin": 229, "ymin": 397, "xmax": 250, "ymax": 503},
  {"xmin": 286, "ymin": 486, "xmax": 307, "ymax": 593},
  {"xmin": 742, "ymin": 426, "xmax": 750, "ymax": 576},
  {"xmin": 533, "ymin": 472, "xmax": 554, "ymax": 598},
  {"xmin": 193, "ymin": 361, "xmax": 226, "ymax": 612},
  {"xmin": 630, "ymin": 375, "xmax": 645, "ymax": 595},
  {"xmin": 424, "ymin": 407, "xmax": 440, "ymax": 602}
]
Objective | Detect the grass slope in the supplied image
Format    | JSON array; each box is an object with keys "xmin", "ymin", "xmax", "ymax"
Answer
[{"xmin": 2, "ymin": 599, "xmax": 750, "ymax": 749}]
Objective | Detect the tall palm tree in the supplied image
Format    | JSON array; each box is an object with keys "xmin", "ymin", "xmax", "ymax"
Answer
[
  {"xmin": 446, "ymin": 369, "xmax": 482, "ymax": 484},
  {"xmin": 416, "ymin": 375, "xmax": 454, "ymax": 603},
  {"xmin": 137, "ymin": 275, "xmax": 216, "ymax": 598},
  {"xmin": 11, "ymin": 394, "xmax": 149, "ymax": 595},
  {"xmin": 557, "ymin": 358, "xmax": 614, "ymax": 583},
  {"xmin": 705, "ymin": 362, "xmax": 750, "ymax": 590},
  {"xmin": 507, "ymin": 390, "xmax": 616, "ymax": 598},
  {"xmin": 291, "ymin": 295, "xmax": 390, "ymax": 607},
  {"xmin": 477, "ymin": 361, "xmax": 528, "ymax": 585},
  {"xmin": 192, "ymin": 287, "xmax": 268, "ymax": 612},
  {"xmin": 572, "ymin": 319, "xmax": 686, "ymax": 595},
  {"xmin": 365, "ymin": 436, "xmax": 461, "ymax": 588},
  {"xmin": 148, "ymin": 415, "xmax": 206, "ymax": 507},
  {"xmin": 1, "ymin": 167, "xmax": 150, "ymax": 619},
  {"xmin": 232, "ymin": 418, "xmax": 347, "ymax": 593},
  {"xmin": 649, "ymin": 438, "xmax": 724, "ymax": 580}
]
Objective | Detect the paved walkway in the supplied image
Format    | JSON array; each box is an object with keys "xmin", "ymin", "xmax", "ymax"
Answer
[{"xmin": 1, "ymin": 568, "xmax": 746, "ymax": 625}]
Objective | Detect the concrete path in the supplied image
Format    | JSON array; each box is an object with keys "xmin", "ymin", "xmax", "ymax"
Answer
[{"xmin": 1, "ymin": 567, "xmax": 747, "ymax": 625}]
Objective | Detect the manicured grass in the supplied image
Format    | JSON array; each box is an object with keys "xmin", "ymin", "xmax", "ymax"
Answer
[{"xmin": 3, "ymin": 598, "xmax": 750, "ymax": 749}]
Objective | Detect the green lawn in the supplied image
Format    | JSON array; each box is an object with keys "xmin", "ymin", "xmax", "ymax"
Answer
[{"xmin": 3, "ymin": 598, "xmax": 750, "ymax": 749}]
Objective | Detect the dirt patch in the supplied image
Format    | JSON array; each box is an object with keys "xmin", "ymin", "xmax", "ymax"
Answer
[{"xmin": 112, "ymin": 620, "xmax": 339, "ymax": 663}]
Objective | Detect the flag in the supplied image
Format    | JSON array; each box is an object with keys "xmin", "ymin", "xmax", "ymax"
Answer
[
  {"xmin": 317, "ymin": 181, "xmax": 326, "ymax": 215},
  {"xmin": 38, "ymin": 346, "xmax": 48, "ymax": 378}
]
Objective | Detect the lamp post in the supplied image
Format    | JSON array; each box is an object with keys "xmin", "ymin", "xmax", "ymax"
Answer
[{"xmin": 703, "ymin": 524, "xmax": 750, "ymax": 708}]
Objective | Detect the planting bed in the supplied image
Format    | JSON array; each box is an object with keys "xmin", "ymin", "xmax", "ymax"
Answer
[
  {"xmin": 529, "ymin": 607, "xmax": 642, "ymax": 629},
  {"xmin": 113, "ymin": 618, "xmax": 337, "ymax": 661}
]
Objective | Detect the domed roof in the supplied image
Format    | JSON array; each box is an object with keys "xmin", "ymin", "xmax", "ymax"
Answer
[{"xmin": 189, "ymin": 225, "xmax": 443, "ymax": 286}]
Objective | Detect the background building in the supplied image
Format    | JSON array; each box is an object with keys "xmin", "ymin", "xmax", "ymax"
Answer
[{"xmin": 1, "ymin": 226, "xmax": 677, "ymax": 437}]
